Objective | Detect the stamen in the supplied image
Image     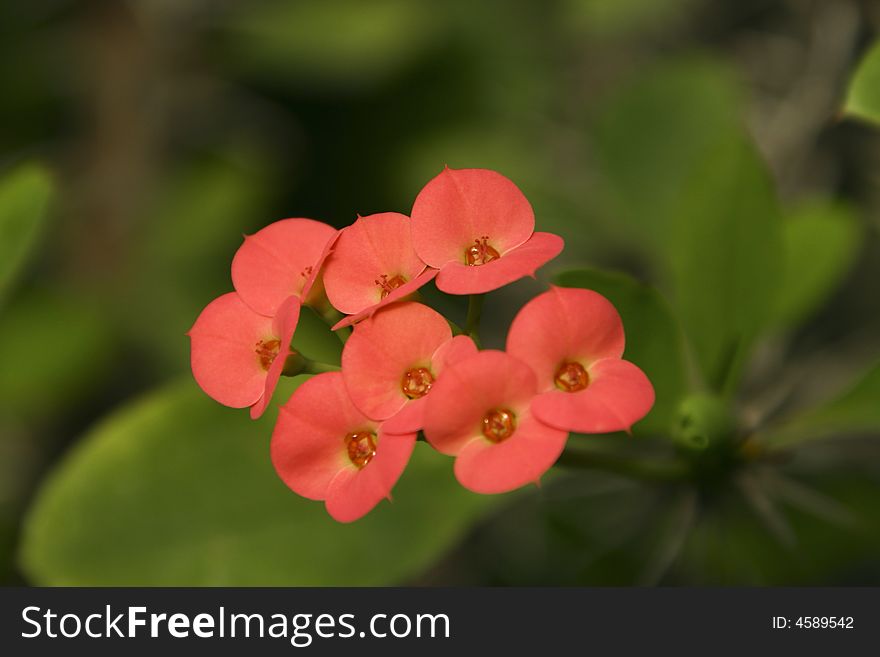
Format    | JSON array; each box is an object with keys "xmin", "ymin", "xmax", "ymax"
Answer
[
  {"xmin": 482, "ymin": 408, "xmax": 516, "ymax": 443},
  {"xmin": 345, "ymin": 431, "xmax": 377, "ymax": 468},
  {"xmin": 465, "ymin": 235, "xmax": 501, "ymax": 266},
  {"xmin": 254, "ymin": 339, "xmax": 281, "ymax": 371},
  {"xmin": 554, "ymin": 361, "xmax": 590, "ymax": 392},
  {"xmin": 374, "ymin": 273, "xmax": 407, "ymax": 299},
  {"xmin": 401, "ymin": 367, "xmax": 434, "ymax": 399}
]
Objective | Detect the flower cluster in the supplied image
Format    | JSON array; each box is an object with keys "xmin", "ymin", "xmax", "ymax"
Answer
[{"xmin": 188, "ymin": 167, "xmax": 654, "ymax": 522}]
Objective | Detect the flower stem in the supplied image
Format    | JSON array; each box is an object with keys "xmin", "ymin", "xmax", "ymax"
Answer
[
  {"xmin": 315, "ymin": 306, "xmax": 350, "ymax": 344},
  {"xmin": 303, "ymin": 360, "xmax": 341, "ymax": 375},
  {"xmin": 465, "ymin": 294, "xmax": 484, "ymax": 347},
  {"xmin": 282, "ymin": 352, "xmax": 341, "ymax": 376},
  {"xmin": 555, "ymin": 447, "xmax": 688, "ymax": 483}
]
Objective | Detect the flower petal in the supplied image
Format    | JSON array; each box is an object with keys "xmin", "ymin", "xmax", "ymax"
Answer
[
  {"xmin": 531, "ymin": 358, "xmax": 655, "ymax": 433},
  {"xmin": 250, "ymin": 295, "xmax": 301, "ymax": 419},
  {"xmin": 423, "ymin": 350, "xmax": 537, "ymax": 456},
  {"xmin": 231, "ymin": 218, "xmax": 337, "ymax": 317},
  {"xmin": 342, "ymin": 301, "xmax": 452, "ymax": 421},
  {"xmin": 411, "ymin": 167, "xmax": 535, "ymax": 267},
  {"xmin": 435, "ymin": 232, "xmax": 564, "ymax": 295},
  {"xmin": 188, "ymin": 292, "xmax": 275, "ymax": 409},
  {"xmin": 454, "ymin": 412, "xmax": 568, "ymax": 494},
  {"xmin": 271, "ymin": 372, "xmax": 378, "ymax": 501},
  {"xmin": 431, "ymin": 334, "xmax": 479, "ymax": 371},
  {"xmin": 381, "ymin": 334, "xmax": 479, "ymax": 435},
  {"xmin": 331, "ymin": 268, "xmax": 438, "ymax": 330},
  {"xmin": 325, "ymin": 430, "xmax": 417, "ymax": 523},
  {"xmin": 507, "ymin": 285, "xmax": 625, "ymax": 388},
  {"xmin": 323, "ymin": 212, "xmax": 427, "ymax": 315}
]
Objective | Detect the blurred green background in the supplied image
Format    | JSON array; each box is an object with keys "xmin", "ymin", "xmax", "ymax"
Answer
[{"xmin": 2, "ymin": 0, "xmax": 880, "ymax": 586}]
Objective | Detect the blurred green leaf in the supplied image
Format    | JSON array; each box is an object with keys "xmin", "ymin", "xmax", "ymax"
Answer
[
  {"xmin": 667, "ymin": 136, "xmax": 783, "ymax": 393},
  {"xmin": 453, "ymin": 466, "xmax": 880, "ymax": 584},
  {"xmin": 561, "ymin": 0, "xmax": 695, "ymax": 39},
  {"xmin": 20, "ymin": 378, "xmax": 494, "ymax": 585},
  {"xmin": 223, "ymin": 0, "xmax": 441, "ymax": 90},
  {"xmin": 125, "ymin": 149, "xmax": 274, "ymax": 374},
  {"xmin": 591, "ymin": 57, "xmax": 742, "ymax": 251},
  {"xmin": 676, "ymin": 469, "xmax": 880, "ymax": 584},
  {"xmin": 291, "ymin": 307, "xmax": 343, "ymax": 366},
  {"xmin": 772, "ymin": 200, "xmax": 861, "ymax": 328},
  {"xmin": 590, "ymin": 58, "xmax": 783, "ymax": 392},
  {"xmin": 0, "ymin": 164, "xmax": 52, "ymax": 303},
  {"xmin": 844, "ymin": 41, "xmax": 880, "ymax": 125},
  {"xmin": 554, "ymin": 268, "xmax": 688, "ymax": 435},
  {"xmin": 0, "ymin": 289, "xmax": 117, "ymax": 420},
  {"xmin": 761, "ymin": 361, "xmax": 880, "ymax": 448}
]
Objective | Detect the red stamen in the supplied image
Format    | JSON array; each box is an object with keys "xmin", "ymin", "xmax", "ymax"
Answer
[
  {"xmin": 482, "ymin": 408, "xmax": 516, "ymax": 442},
  {"xmin": 345, "ymin": 431, "xmax": 377, "ymax": 468},
  {"xmin": 465, "ymin": 235, "xmax": 501, "ymax": 266}
]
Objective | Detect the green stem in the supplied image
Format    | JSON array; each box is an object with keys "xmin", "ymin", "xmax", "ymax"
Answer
[
  {"xmin": 315, "ymin": 306, "xmax": 350, "ymax": 344},
  {"xmin": 555, "ymin": 448, "xmax": 688, "ymax": 483},
  {"xmin": 303, "ymin": 360, "xmax": 341, "ymax": 374},
  {"xmin": 465, "ymin": 294, "xmax": 484, "ymax": 346},
  {"xmin": 282, "ymin": 352, "xmax": 341, "ymax": 376}
]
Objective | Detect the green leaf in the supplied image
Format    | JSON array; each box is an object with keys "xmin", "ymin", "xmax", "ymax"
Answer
[
  {"xmin": 447, "ymin": 467, "xmax": 880, "ymax": 585},
  {"xmin": 772, "ymin": 200, "xmax": 861, "ymax": 328},
  {"xmin": 761, "ymin": 361, "xmax": 880, "ymax": 448},
  {"xmin": 676, "ymin": 469, "xmax": 880, "ymax": 584},
  {"xmin": 844, "ymin": 41, "xmax": 880, "ymax": 125},
  {"xmin": 19, "ymin": 378, "xmax": 494, "ymax": 585},
  {"xmin": 591, "ymin": 58, "xmax": 783, "ymax": 392},
  {"xmin": 562, "ymin": 0, "xmax": 696, "ymax": 39},
  {"xmin": 667, "ymin": 135, "xmax": 783, "ymax": 393},
  {"xmin": 290, "ymin": 307, "xmax": 343, "ymax": 367},
  {"xmin": 554, "ymin": 268, "xmax": 687, "ymax": 435},
  {"xmin": 222, "ymin": 0, "xmax": 441, "ymax": 90},
  {"xmin": 0, "ymin": 290, "xmax": 117, "ymax": 420},
  {"xmin": 125, "ymin": 150, "xmax": 274, "ymax": 373},
  {"xmin": 591, "ymin": 57, "xmax": 742, "ymax": 251},
  {"xmin": 0, "ymin": 164, "xmax": 53, "ymax": 303}
]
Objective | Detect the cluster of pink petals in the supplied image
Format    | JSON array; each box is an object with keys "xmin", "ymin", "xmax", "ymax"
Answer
[
  {"xmin": 188, "ymin": 167, "xmax": 654, "ymax": 523},
  {"xmin": 420, "ymin": 287, "xmax": 654, "ymax": 496},
  {"xmin": 188, "ymin": 218, "xmax": 337, "ymax": 418},
  {"xmin": 411, "ymin": 167, "xmax": 564, "ymax": 295},
  {"xmin": 321, "ymin": 167, "xmax": 565, "ymax": 328},
  {"xmin": 271, "ymin": 372, "xmax": 416, "ymax": 523}
]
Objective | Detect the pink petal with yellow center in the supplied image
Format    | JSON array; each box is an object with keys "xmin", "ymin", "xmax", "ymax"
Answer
[
  {"xmin": 411, "ymin": 167, "xmax": 535, "ymax": 267},
  {"xmin": 507, "ymin": 286, "xmax": 625, "ymax": 387},
  {"xmin": 423, "ymin": 350, "xmax": 538, "ymax": 456},
  {"xmin": 231, "ymin": 218, "xmax": 337, "ymax": 317},
  {"xmin": 331, "ymin": 268, "xmax": 438, "ymax": 330},
  {"xmin": 188, "ymin": 292, "xmax": 279, "ymax": 409},
  {"xmin": 271, "ymin": 372, "xmax": 378, "ymax": 501},
  {"xmin": 454, "ymin": 412, "xmax": 568, "ymax": 494},
  {"xmin": 435, "ymin": 231, "xmax": 564, "ymax": 295},
  {"xmin": 342, "ymin": 301, "xmax": 452, "ymax": 421},
  {"xmin": 250, "ymin": 295, "xmax": 302, "ymax": 419},
  {"xmin": 323, "ymin": 212, "xmax": 427, "ymax": 315},
  {"xmin": 381, "ymin": 334, "xmax": 479, "ymax": 435},
  {"xmin": 532, "ymin": 358, "xmax": 655, "ymax": 434},
  {"xmin": 324, "ymin": 431, "xmax": 416, "ymax": 523}
]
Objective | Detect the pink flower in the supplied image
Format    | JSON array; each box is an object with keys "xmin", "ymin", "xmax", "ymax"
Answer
[
  {"xmin": 410, "ymin": 167, "xmax": 564, "ymax": 295},
  {"xmin": 322, "ymin": 212, "xmax": 438, "ymax": 329},
  {"xmin": 271, "ymin": 372, "xmax": 417, "ymax": 522},
  {"xmin": 231, "ymin": 218, "xmax": 337, "ymax": 317},
  {"xmin": 423, "ymin": 350, "xmax": 568, "ymax": 494},
  {"xmin": 341, "ymin": 301, "xmax": 478, "ymax": 434},
  {"xmin": 506, "ymin": 286, "xmax": 654, "ymax": 434},
  {"xmin": 188, "ymin": 293, "xmax": 300, "ymax": 419}
]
